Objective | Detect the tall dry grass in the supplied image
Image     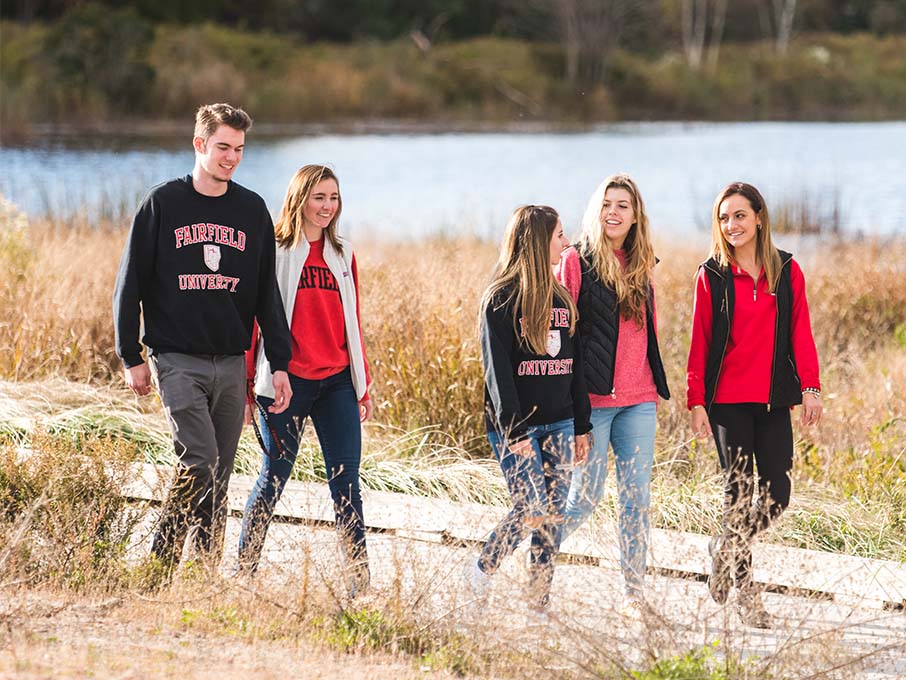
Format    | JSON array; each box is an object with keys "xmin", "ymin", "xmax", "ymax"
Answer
[
  {"xmin": 0, "ymin": 199, "xmax": 125, "ymax": 381},
  {"xmin": 1, "ymin": 199, "xmax": 905, "ymax": 560},
  {"xmin": 2, "ymin": 198, "xmax": 905, "ymax": 678}
]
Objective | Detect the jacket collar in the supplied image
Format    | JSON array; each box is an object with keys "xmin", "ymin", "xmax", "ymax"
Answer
[{"xmin": 702, "ymin": 249, "xmax": 793, "ymax": 278}]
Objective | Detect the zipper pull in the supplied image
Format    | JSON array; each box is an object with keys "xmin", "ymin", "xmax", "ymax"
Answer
[{"xmin": 611, "ymin": 389, "xmax": 616, "ymax": 400}]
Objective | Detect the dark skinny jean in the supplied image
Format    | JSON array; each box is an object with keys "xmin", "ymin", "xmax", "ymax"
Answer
[
  {"xmin": 238, "ymin": 368, "xmax": 366, "ymax": 571},
  {"xmin": 709, "ymin": 402, "xmax": 794, "ymax": 587}
]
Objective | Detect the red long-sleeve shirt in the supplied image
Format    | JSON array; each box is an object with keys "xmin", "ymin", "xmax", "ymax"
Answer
[
  {"xmin": 246, "ymin": 238, "xmax": 370, "ymax": 401},
  {"xmin": 686, "ymin": 258, "xmax": 820, "ymax": 409}
]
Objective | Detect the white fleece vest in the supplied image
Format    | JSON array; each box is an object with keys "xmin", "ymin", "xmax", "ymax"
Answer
[{"xmin": 254, "ymin": 237, "xmax": 368, "ymax": 401}]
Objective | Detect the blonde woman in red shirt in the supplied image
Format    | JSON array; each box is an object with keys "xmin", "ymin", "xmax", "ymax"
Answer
[
  {"xmin": 687, "ymin": 181, "xmax": 822, "ymax": 628},
  {"xmin": 240, "ymin": 165, "xmax": 372, "ymax": 598}
]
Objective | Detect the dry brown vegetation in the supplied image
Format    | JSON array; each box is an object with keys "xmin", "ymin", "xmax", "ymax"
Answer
[
  {"xmin": 1, "ymin": 198, "xmax": 904, "ymax": 560},
  {"xmin": 1, "ymin": 197, "xmax": 905, "ymax": 677}
]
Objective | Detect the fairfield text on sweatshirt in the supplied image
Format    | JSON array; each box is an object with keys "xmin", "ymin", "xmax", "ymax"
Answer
[{"xmin": 113, "ymin": 175, "xmax": 291, "ymax": 372}]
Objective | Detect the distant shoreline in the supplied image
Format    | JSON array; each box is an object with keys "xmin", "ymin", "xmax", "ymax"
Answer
[
  {"xmin": 5, "ymin": 24, "xmax": 906, "ymax": 143},
  {"xmin": 7, "ymin": 117, "xmax": 905, "ymax": 148}
]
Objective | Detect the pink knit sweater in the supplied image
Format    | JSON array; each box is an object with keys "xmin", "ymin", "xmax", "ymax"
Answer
[{"xmin": 556, "ymin": 247, "xmax": 658, "ymax": 408}]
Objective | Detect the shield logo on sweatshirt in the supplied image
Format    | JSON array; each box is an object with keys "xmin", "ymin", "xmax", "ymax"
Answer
[
  {"xmin": 546, "ymin": 330, "xmax": 561, "ymax": 357},
  {"xmin": 203, "ymin": 245, "xmax": 221, "ymax": 272}
]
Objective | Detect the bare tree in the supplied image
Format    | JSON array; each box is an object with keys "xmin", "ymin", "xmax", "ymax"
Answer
[
  {"xmin": 511, "ymin": 0, "xmax": 638, "ymax": 85},
  {"xmin": 773, "ymin": 0, "xmax": 797, "ymax": 53},
  {"xmin": 756, "ymin": 0, "xmax": 798, "ymax": 54},
  {"xmin": 554, "ymin": 0, "xmax": 638, "ymax": 84},
  {"xmin": 681, "ymin": 0, "xmax": 728, "ymax": 71}
]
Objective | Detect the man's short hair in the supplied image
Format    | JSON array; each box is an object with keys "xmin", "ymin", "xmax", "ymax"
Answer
[{"xmin": 194, "ymin": 103, "xmax": 252, "ymax": 142}]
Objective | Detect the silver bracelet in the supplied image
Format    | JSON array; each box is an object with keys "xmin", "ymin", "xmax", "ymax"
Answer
[
  {"xmin": 802, "ymin": 387, "xmax": 821, "ymax": 397},
  {"xmin": 691, "ymin": 404, "xmax": 705, "ymax": 411}
]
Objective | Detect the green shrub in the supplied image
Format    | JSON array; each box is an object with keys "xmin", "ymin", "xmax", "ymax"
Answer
[
  {"xmin": 895, "ymin": 323, "xmax": 906, "ymax": 349},
  {"xmin": 632, "ymin": 643, "xmax": 759, "ymax": 680},
  {"xmin": 43, "ymin": 3, "xmax": 155, "ymax": 118}
]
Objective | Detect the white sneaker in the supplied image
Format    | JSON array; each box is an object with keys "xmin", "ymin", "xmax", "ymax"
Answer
[
  {"xmin": 463, "ymin": 559, "xmax": 491, "ymax": 599},
  {"xmin": 525, "ymin": 606, "xmax": 553, "ymax": 629},
  {"xmin": 618, "ymin": 594, "xmax": 649, "ymax": 620}
]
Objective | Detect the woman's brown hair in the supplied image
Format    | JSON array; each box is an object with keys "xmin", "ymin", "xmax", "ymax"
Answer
[
  {"xmin": 274, "ymin": 165, "xmax": 344, "ymax": 255},
  {"xmin": 482, "ymin": 205, "xmax": 577, "ymax": 355}
]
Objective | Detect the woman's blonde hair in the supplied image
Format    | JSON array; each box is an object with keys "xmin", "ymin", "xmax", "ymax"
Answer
[
  {"xmin": 578, "ymin": 173, "xmax": 655, "ymax": 324},
  {"xmin": 710, "ymin": 182, "xmax": 781, "ymax": 293},
  {"xmin": 482, "ymin": 205, "xmax": 577, "ymax": 356},
  {"xmin": 274, "ymin": 165, "xmax": 344, "ymax": 254}
]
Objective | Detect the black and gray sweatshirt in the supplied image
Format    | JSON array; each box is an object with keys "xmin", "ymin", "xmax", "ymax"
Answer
[
  {"xmin": 481, "ymin": 290, "xmax": 593, "ymax": 443},
  {"xmin": 113, "ymin": 175, "xmax": 291, "ymax": 372}
]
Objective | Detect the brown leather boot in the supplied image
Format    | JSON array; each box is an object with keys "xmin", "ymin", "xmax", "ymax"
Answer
[
  {"xmin": 737, "ymin": 583, "xmax": 772, "ymax": 629},
  {"xmin": 707, "ymin": 535, "xmax": 732, "ymax": 604}
]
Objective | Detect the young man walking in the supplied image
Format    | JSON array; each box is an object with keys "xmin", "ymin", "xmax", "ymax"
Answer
[{"xmin": 113, "ymin": 103, "xmax": 292, "ymax": 577}]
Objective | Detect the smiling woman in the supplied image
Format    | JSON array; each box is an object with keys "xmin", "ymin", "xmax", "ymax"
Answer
[
  {"xmin": 718, "ymin": 194, "xmax": 759, "ymax": 255},
  {"xmin": 302, "ymin": 178, "xmax": 341, "ymax": 237},
  {"xmin": 467, "ymin": 204, "xmax": 591, "ymax": 612},
  {"xmin": 553, "ymin": 172, "xmax": 670, "ymax": 618},
  {"xmin": 242, "ymin": 164, "xmax": 374, "ymax": 598},
  {"xmin": 686, "ymin": 181, "xmax": 822, "ymax": 629},
  {"xmin": 600, "ymin": 187, "xmax": 636, "ymax": 247}
]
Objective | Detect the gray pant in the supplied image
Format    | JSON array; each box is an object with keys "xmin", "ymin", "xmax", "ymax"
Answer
[{"xmin": 150, "ymin": 352, "xmax": 246, "ymax": 568}]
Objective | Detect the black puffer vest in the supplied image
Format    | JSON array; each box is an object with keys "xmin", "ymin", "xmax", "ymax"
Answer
[
  {"xmin": 575, "ymin": 248, "xmax": 670, "ymax": 400},
  {"xmin": 702, "ymin": 249, "xmax": 802, "ymax": 411}
]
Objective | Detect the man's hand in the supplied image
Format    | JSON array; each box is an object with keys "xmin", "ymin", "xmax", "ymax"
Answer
[
  {"xmin": 124, "ymin": 363, "xmax": 152, "ymax": 396},
  {"xmin": 269, "ymin": 370, "xmax": 292, "ymax": 414}
]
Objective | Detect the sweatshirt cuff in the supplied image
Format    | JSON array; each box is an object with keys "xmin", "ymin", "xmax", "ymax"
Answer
[
  {"xmin": 122, "ymin": 354, "xmax": 144, "ymax": 370},
  {"xmin": 574, "ymin": 421, "xmax": 593, "ymax": 436},
  {"xmin": 269, "ymin": 362, "xmax": 289, "ymax": 374}
]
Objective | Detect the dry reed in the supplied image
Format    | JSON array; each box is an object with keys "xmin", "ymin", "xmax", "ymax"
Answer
[{"xmin": 1, "ymin": 196, "xmax": 904, "ymax": 563}]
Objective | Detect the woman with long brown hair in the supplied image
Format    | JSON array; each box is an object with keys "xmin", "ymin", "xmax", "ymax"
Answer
[
  {"xmin": 240, "ymin": 165, "xmax": 373, "ymax": 598},
  {"xmin": 464, "ymin": 205, "xmax": 591, "ymax": 613},
  {"xmin": 687, "ymin": 181, "xmax": 821, "ymax": 628}
]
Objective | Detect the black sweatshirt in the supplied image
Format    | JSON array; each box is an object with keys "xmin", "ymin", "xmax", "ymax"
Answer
[
  {"xmin": 481, "ymin": 290, "xmax": 593, "ymax": 443},
  {"xmin": 113, "ymin": 175, "xmax": 291, "ymax": 372}
]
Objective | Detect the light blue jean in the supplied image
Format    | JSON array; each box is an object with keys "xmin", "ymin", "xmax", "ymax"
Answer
[
  {"xmin": 478, "ymin": 418, "xmax": 573, "ymax": 608},
  {"xmin": 562, "ymin": 402, "xmax": 656, "ymax": 596}
]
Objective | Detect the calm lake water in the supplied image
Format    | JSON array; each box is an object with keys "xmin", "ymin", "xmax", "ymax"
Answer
[{"xmin": 1, "ymin": 122, "xmax": 904, "ymax": 239}]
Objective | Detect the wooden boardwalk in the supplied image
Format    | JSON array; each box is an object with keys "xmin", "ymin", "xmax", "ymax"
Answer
[{"xmin": 125, "ymin": 463, "xmax": 906, "ymax": 611}]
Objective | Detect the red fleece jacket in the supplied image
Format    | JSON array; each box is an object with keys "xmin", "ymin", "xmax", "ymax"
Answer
[{"xmin": 686, "ymin": 258, "xmax": 820, "ymax": 409}]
